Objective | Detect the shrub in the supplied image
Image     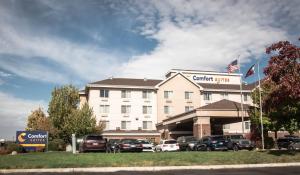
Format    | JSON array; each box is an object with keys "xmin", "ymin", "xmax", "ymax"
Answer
[
  {"xmin": 0, "ymin": 149, "xmax": 10, "ymax": 155},
  {"xmin": 48, "ymin": 139, "xmax": 66, "ymax": 151},
  {"xmin": 264, "ymin": 136, "xmax": 275, "ymax": 149},
  {"xmin": 6, "ymin": 143, "xmax": 24, "ymax": 153}
]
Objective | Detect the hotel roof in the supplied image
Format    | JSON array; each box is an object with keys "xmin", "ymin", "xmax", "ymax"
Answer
[
  {"xmin": 90, "ymin": 78, "xmax": 162, "ymax": 87},
  {"xmin": 198, "ymin": 83, "xmax": 257, "ymax": 91},
  {"xmin": 198, "ymin": 99, "xmax": 250, "ymax": 110}
]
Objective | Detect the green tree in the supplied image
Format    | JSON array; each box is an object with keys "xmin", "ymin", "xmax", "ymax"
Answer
[
  {"xmin": 249, "ymin": 81, "xmax": 282, "ymax": 139},
  {"xmin": 48, "ymin": 85, "xmax": 80, "ymax": 142},
  {"xmin": 63, "ymin": 103, "xmax": 97, "ymax": 141},
  {"xmin": 48, "ymin": 85, "xmax": 104, "ymax": 143}
]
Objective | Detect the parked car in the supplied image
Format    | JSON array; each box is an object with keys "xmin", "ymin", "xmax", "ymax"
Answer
[
  {"xmin": 288, "ymin": 138, "xmax": 300, "ymax": 151},
  {"xmin": 107, "ymin": 139, "xmax": 120, "ymax": 153},
  {"xmin": 155, "ymin": 139, "xmax": 180, "ymax": 152},
  {"xmin": 195, "ymin": 135, "xmax": 228, "ymax": 151},
  {"xmin": 225, "ymin": 134, "xmax": 255, "ymax": 151},
  {"xmin": 115, "ymin": 139, "xmax": 143, "ymax": 152},
  {"xmin": 277, "ymin": 137, "xmax": 299, "ymax": 150},
  {"xmin": 79, "ymin": 135, "xmax": 107, "ymax": 153},
  {"xmin": 177, "ymin": 136, "xmax": 198, "ymax": 151},
  {"xmin": 136, "ymin": 139, "xmax": 154, "ymax": 152}
]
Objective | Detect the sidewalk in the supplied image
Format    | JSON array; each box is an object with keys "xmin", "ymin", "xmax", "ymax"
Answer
[{"xmin": 1, "ymin": 162, "xmax": 300, "ymax": 173}]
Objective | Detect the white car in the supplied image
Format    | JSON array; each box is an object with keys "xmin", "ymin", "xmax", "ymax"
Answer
[
  {"xmin": 155, "ymin": 139, "xmax": 180, "ymax": 152},
  {"xmin": 137, "ymin": 140, "xmax": 154, "ymax": 152}
]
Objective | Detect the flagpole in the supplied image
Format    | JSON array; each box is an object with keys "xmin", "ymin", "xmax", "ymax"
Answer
[
  {"xmin": 238, "ymin": 55, "xmax": 245, "ymax": 134},
  {"xmin": 257, "ymin": 61, "xmax": 265, "ymax": 150}
]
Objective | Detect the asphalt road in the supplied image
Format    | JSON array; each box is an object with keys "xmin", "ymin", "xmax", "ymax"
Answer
[{"xmin": 2, "ymin": 167, "xmax": 300, "ymax": 175}]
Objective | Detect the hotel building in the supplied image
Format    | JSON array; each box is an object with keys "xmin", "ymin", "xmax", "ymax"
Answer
[{"xmin": 79, "ymin": 69, "xmax": 256, "ymax": 142}]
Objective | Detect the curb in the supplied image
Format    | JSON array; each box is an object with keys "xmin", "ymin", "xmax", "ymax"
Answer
[{"xmin": 1, "ymin": 163, "xmax": 300, "ymax": 173}]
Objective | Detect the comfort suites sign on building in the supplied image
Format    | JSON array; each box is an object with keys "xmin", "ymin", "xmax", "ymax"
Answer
[{"xmin": 184, "ymin": 73, "xmax": 241, "ymax": 85}]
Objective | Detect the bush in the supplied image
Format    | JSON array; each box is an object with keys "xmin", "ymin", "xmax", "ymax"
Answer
[
  {"xmin": 0, "ymin": 149, "xmax": 10, "ymax": 155},
  {"xmin": 6, "ymin": 143, "xmax": 24, "ymax": 153},
  {"xmin": 264, "ymin": 136, "xmax": 275, "ymax": 149},
  {"xmin": 48, "ymin": 139, "xmax": 66, "ymax": 151}
]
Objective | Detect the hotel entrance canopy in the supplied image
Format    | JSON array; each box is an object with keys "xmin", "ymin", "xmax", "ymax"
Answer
[{"xmin": 157, "ymin": 99, "xmax": 251, "ymax": 139}]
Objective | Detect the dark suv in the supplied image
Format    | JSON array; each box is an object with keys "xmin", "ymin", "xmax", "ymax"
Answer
[
  {"xmin": 277, "ymin": 136, "xmax": 299, "ymax": 150},
  {"xmin": 115, "ymin": 139, "xmax": 143, "ymax": 152},
  {"xmin": 177, "ymin": 136, "xmax": 198, "ymax": 151},
  {"xmin": 225, "ymin": 134, "xmax": 255, "ymax": 151},
  {"xmin": 195, "ymin": 135, "xmax": 228, "ymax": 151},
  {"xmin": 79, "ymin": 135, "xmax": 107, "ymax": 153}
]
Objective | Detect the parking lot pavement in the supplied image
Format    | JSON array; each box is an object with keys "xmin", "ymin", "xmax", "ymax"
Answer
[{"xmin": 2, "ymin": 167, "xmax": 300, "ymax": 175}]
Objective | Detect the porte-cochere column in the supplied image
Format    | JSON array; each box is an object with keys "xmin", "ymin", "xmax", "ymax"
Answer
[{"xmin": 193, "ymin": 116, "xmax": 211, "ymax": 139}]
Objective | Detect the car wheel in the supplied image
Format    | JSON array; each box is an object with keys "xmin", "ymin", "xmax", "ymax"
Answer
[
  {"xmin": 288, "ymin": 145, "xmax": 295, "ymax": 151},
  {"xmin": 186, "ymin": 147, "xmax": 191, "ymax": 151},
  {"xmin": 233, "ymin": 145, "xmax": 239, "ymax": 152},
  {"xmin": 206, "ymin": 147, "xmax": 211, "ymax": 151},
  {"xmin": 79, "ymin": 147, "xmax": 84, "ymax": 153}
]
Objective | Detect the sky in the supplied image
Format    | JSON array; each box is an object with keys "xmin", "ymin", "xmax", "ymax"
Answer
[{"xmin": 0, "ymin": 0, "xmax": 299, "ymax": 140}]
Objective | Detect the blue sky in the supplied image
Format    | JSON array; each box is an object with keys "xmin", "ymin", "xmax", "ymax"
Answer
[{"xmin": 0, "ymin": 0, "xmax": 299, "ymax": 139}]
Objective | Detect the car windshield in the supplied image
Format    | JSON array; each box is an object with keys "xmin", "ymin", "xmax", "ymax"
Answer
[
  {"xmin": 122, "ymin": 139, "xmax": 137, "ymax": 144},
  {"xmin": 109, "ymin": 139, "xmax": 120, "ymax": 143},
  {"xmin": 230, "ymin": 135, "xmax": 244, "ymax": 139},
  {"xmin": 211, "ymin": 136, "xmax": 225, "ymax": 140},
  {"xmin": 186, "ymin": 137, "xmax": 197, "ymax": 142},
  {"xmin": 86, "ymin": 136, "xmax": 103, "ymax": 140},
  {"xmin": 137, "ymin": 140, "xmax": 150, "ymax": 144},
  {"xmin": 165, "ymin": 140, "xmax": 177, "ymax": 144}
]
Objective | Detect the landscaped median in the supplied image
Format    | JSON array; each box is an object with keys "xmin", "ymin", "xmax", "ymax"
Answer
[{"xmin": 0, "ymin": 151, "xmax": 299, "ymax": 169}]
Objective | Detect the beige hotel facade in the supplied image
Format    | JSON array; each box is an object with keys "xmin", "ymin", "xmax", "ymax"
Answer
[{"xmin": 79, "ymin": 69, "xmax": 256, "ymax": 142}]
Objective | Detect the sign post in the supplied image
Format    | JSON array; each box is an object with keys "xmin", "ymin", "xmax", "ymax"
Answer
[{"xmin": 72, "ymin": 134, "xmax": 76, "ymax": 154}]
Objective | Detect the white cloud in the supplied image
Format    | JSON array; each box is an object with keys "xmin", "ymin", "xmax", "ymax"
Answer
[
  {"xmin": 0, "ymin": 91, "xmax": 47, "ymax": 140},
  {"xmin": 0, "ymin": 0, "xmax": 298, "ymax": 84},
  {"xmin": 0, "ymin": 24, "xmax": 122, "ymax": 84},
  {"xmin": 0, "ymin": 71, "xmax": 12, "ymax": 77},
  {"xmin": 118, "ymin": 0, "xmax": 295, "ymax": 79}
]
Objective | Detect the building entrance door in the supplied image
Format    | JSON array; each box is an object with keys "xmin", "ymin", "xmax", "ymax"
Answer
[{"xmin": 211, "ymin": 118, "xmax": 223, "ymax": 135}]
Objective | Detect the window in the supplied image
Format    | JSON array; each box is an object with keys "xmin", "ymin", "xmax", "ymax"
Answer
[
  {"xmin": 185, "ymin": 106, "xmax": 194, "ymax": 112},
  {"xmin": 245, "ymin": 121, "xmax": 250, "ymax": 130},
  {"xmin": 100, "ymin": 89, "xmax": 109, "ymax": 98},
  {"xmin": 121, "ymin": 105, "xmax": 131, "ymax": 114},
  {"xmin": 99, "ymin": 105, "xmax": 109, "ymax": 113},
  {"xmin": 164, "ymin": 91, "xmax": 173, "ymax": 99},
  {"xmin": 143, "ymin": 121, "xmax": 152, "ymax": 130},
  {"xmin": 223, "ymin": 124, "xmax": 230, "ymax": 129},
  {"xmin": 121, "ymin": 90, "xmax": 131, "ymax": 98},
  {"xmin": 203, "ymin": 92, "xmax": 212, "ymax": 101},
  {"xmin": 243, "ymin": 93, "xmax": 248, "ymax": 101},
  {"xmin": 142, "ymin": 91, "xmax": 152, "ymax": 99},
  {"xmin": 185, "ymin": 91, "xmax": 193, "ymax": 100},
  {"xmin": 164, "ymin": 106, "xmax": 171, "ymax": 114},
  {"xmin": 102, "ymin": 121, "xmax": 109, "ymax": 130},
  {"xmin": 121, "ymin": 121, "xmax": 131, "ymax": 130},
  {"xmin": 220, "ymin": 93, "xmax": 228, "ymax": 100},
  {"xmin": 143, "ymin": 106, "xmax": 152, "ymax": 114}
]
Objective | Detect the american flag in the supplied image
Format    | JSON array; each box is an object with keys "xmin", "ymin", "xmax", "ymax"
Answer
[{"xmin": 227, "ymin": 59, "xmax": 239, "ymax": 73}]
